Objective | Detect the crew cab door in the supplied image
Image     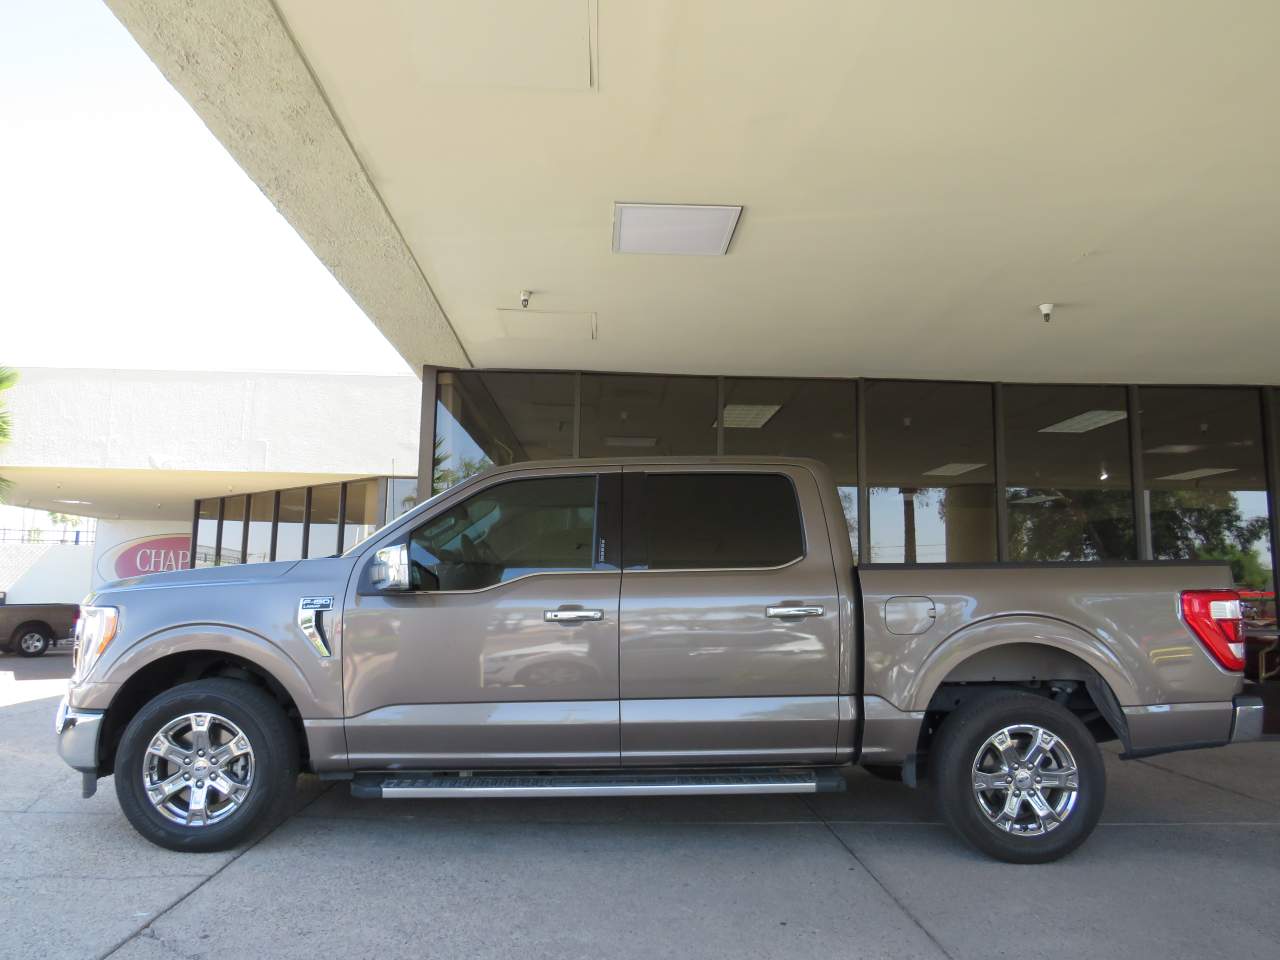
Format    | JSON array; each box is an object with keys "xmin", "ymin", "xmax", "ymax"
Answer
[
  {"xmin": 618, "ymin": 465, "xmax": 842, "ymax": 764},
  {"xmin": 342, "ymin": 467, "xmax": 622, "ymax": 768}
]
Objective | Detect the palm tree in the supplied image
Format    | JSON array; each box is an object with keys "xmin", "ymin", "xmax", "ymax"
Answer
[{"xmin": 0, "ymin": 367, "xmax": 16, "ymax": 502}]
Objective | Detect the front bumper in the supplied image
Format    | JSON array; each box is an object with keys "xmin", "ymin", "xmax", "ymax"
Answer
[
  {"xmin": 1230, "ymin": 694, "xmax": 1265, "ymax": 743},
  {"xmin": 55, "ymin": 695, "xmax": 104, "ymax": 774}
]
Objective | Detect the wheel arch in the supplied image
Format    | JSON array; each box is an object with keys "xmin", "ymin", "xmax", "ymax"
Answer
[{"xmin": 9, "ymin": 619, "xmax": 54, "ymax": 643}]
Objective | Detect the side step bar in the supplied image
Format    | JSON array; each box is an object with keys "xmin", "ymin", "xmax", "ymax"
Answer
[{"xmin": 352, "ymin": 769, "xmax": 847, "ymax": 800}]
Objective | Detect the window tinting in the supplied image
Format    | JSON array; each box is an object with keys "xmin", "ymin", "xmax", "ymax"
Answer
[
  {"xmin": 579, "ymin": 374, "xmax": 717, "ymax": 457},
  {"xmin": 1004, "ymin": 385, "xmax": 1135, "ymax": 561},
  {"xmin": 1142, "ymin": 387, "xmax": 1272, "ymax": 589},
  {"xmin": 630, "ymin": 473, "xmax": 804, "ymax": 570},
  {"xmin": 274, "ymin": 487, "xmax": 307, "ymax": 562},
  {"xmin": 218, "ymin": 496, "xmax": 246, "ymax": 565},
  {"xmin": 194, "ymin": 499, "xmax": 218, "ymax": 568},
  {"xmin": 408, "ymin": 475, "xmax": 597, "ymax": 591},
  {"xmin": 865, "ymin": 381, "xmax": 997, "ymax": 563},
  {"xmin": 307, "ymin": 484, "xmax": 341, "ymax": 559}
]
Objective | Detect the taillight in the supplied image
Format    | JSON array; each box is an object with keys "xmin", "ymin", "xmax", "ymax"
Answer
[{"xmin": 1180, "ymin": 590, "xmax": 1245, "ymax": 671}]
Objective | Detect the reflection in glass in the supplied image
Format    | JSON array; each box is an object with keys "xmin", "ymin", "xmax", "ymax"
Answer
[
  {"xmin": 343, "ymin": 479, "xmax": 381, "ymax": 552},
  {"xmin": 1142, "ymin": 388, "xmax": 1272, "ymax": 589},
  {"xmin": 434, "ymin": 371, "xmax": 576, "ymax": 494},
  {"xmin": 246, "ymin": 493, "xmax": 275, "ymax": 564},
  {"xmin": 387, "ymin": 478, "xmax": 419, "ymax": 523},
  {"xmin": 580, "ymin": 375, "xmax": 717, "ymax": 458},
  {"xmin": 218, "ymin": 496, "xmax": 246, "ymax": 565},
  {"xmin": 1004, "ymin": 385, "xmax": 1135, "ymax": 560},
  {"xmin": 275, "ymin": 488, "xmax": 306, "ymax": 562},
  {"xmin": 866, "ymin": 381, "xmax": 996, "ymax": 563},
  {"xmin": 307, "ymin": 484, "xmax": 341, "ymax": 558},
  {"xmin": 722, "ymin": 378, "xmax": 858, "ymax": 560},
  {"xmin": 195, "ymin": 499, "xmax": 218, "ymax": 568}
]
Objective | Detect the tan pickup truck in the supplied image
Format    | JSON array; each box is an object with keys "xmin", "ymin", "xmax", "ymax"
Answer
[
  {"xmin": 55, "ymin": 458, "xmax": 1263, "ymax": 862},
  {"xmin": 1, "ymin": 601, "xmax": 78, "ymax": 657}
]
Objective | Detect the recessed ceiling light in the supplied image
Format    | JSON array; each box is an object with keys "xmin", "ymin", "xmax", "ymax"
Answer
[
  {"xmin": 612, "ymin": 203, "xmax": 742, "ymax": 255},
  {"xmin": 604, "ymin": 436, "xmax": 658, "ymax": 448},
  {"xmin": 1146, "ymin": 444, "xmax": 1203, "ymax": 455},
  {"xmin": 53, "ymin": 498, "xmax": 91, "ymax": 505},
  {"xmin": 1156, "ymin": 467, "xmax": 1236, "ymax": 481},
  {"xmin": 1009, "ymin": 493, "xmax": 1067, "ymax": 505},
  {"xmin": 713, "ymin": 403, "xmax": 782, "ymax": 429},
  {"xmin": 922, "ymin": 462, "xmax": 987, "ymax": 477},
  {"xmin": 1039, "ymin": 410, "xmax": 1127, "ymax": 433}
]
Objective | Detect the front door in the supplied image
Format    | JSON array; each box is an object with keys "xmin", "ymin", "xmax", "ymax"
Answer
[
  {"xmin": 619, "ymin": 465, "xmax": 843, "ymax": 765},
  {"xmin": 343, "ymin": 468, "xmax": 621, "ymax": 768}
]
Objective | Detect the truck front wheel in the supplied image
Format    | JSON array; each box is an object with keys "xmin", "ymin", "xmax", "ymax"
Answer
[
  {"xmin": 114, "ymin": 679, "xmax": 299, "ymax": 852},
  {"xmin": 931, "ymin": 690, "xmax": 1105, "ymax": 863}
]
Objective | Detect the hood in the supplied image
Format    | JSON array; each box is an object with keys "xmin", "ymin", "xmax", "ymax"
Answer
[{"xmin": 97, "ymin": 559, "xmax": 301, "ymax": 594}]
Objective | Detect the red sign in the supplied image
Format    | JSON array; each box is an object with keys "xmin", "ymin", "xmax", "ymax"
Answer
[{"xmin": 113, "ymin": 535, "xmax": 192, "ymax": 578}]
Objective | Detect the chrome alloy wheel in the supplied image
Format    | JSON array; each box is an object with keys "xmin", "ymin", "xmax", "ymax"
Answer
[
  {"xmin": 19, "ymin": 631, "xmax": 47, "ymax": 654},
  {"xmin": 971, "ymin": 724, "xmax": 1079, "ymax": 836},
  {"xmin": 143, "ymin": 713, "xmax": 255, "ymax": 827}
]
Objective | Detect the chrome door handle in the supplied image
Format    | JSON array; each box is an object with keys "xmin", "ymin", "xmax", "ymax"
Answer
[
  {"xmin": 544, "ymin": 609, "xmax": 604, "ymax": 623},
  {"xmin": 765, "ymin": 605, "xmax": 824, "ymax": 619}
]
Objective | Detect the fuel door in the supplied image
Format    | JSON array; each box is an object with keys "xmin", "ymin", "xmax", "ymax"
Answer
[{"xmin": 883, "ymin": 596, "xmax": 936, "ymax": 635}]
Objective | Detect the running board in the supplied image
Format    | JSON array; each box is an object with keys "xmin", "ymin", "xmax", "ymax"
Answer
[{"xmin": 351, "ymin": 769, "xmax": 846, "ymax": 799}]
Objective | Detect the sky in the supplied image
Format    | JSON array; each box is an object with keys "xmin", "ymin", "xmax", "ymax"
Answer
[{"xmin": 0, "ymin": 0, "xmax": 411, "ymax": 375}]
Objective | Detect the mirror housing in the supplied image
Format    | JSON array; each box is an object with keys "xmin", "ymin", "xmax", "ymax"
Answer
[{"xmin": 369, "ymin": 544, "xmax": 411, "ymax": 592}]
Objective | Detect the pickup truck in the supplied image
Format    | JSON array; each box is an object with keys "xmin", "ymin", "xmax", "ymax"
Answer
[
  {"xmin": 55, "ymin": 457, "xmax": 1264, "ymax": 862},
  {"xmin": 2, "ymin": 601, "xmax": 78, "ymax": 657}
]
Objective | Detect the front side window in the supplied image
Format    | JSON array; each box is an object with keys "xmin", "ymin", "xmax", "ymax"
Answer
[
  {"xmin": 408, "ymin": 475, "xmax": 597, "ymax": 590},
  {"xmin": 626, "ymin": 473, "xmax": 804, "ymax": 570}
]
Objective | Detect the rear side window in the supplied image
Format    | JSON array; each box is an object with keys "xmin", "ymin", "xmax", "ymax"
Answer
[{"xmin": 626, "ymin": 473, "xmax": 804, "ymax": 570}]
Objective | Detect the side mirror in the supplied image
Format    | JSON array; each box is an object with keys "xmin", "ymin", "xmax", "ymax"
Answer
[{"xmin": 369, "ymin": 544, "xmax": 411, "ymax": 592}]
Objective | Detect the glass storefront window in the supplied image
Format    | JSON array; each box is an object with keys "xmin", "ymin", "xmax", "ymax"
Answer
[
  {"xmin": 218, "ymin": 495, "xmax": 246, "ymax": 565},
  {"xmin": 307, "ymin": 484, "xmax": 341, "ymax": 558},
  {"xmin": 343, "ymin": 479, "xmax": 382, "ymax": 552},
  {"xmin": 246, "ymin": 493, "xmax": 275, "ymax": 564},
  {"xmin": 723, "ymin": 378, "xmax": 859, "ymax": 561},
  {"xmin": 865, "ymin": 381, "xmax": 996, "ymax": 563},
  {"xmin": 1004, "ymin": 385, "xmax": 1135, "ymax": 561},
  {"xmin": 387, "ymin": 478, "xmax": 419, "ymax": 522},
  {"xmin": 1142, "ymin": 388, "xmax": 1272, "ymax": 589},
  {"xmin": 580, "ymin": 374, "xmax": 717, "ymax": 458},
  {"xmin": 434, "ymin": 371, "xmax": 576, "ymax": 494},
  {"xmin": 194, "ymin": 499, "xmax": 218, "ymax": 568},
  {"xmin": 275, "ymin": 487, "xmax": 306, "ymax": 562}
]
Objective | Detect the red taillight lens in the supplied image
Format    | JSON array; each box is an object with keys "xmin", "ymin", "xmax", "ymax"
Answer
[{"xmin": 1180, "ymin": 590, "xmax": 1245, "ymax": 671}]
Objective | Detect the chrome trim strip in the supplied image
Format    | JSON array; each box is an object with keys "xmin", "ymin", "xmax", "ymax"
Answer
[
  {"xmin": 378, "ymin": 781, "xmax": 818, "ymax": 799},
  {"xmin": 297, "ymin": 597, "xmax": 333, "ymax": 658}
]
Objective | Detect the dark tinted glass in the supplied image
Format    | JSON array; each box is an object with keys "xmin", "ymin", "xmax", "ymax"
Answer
[
  {"xmin": 218, "ymin": 496, "xmax": 246, "ymax": 565},
  {"xmin": 275, "ymin": 488, "xmax": 306, "ymax": 562},
  {"xmin": 434, "ymin": 371, "xmax": 576, "ymax": 494},
  {"xmin": 342, "ymin": 479, "xmax": 382, "ymax": 552},
  {"xmin": 246, "ymin": 493, "xmax": 275, "ymax": 564},
  {"xmin": 630, "ymin": 473, "xmax": 803, "ymax": 570},
  {"xmin": 723, "ymin": 378, "xmax": 858, "ymax": 561},
  {"xmin": 579, "ymin": 375, "xmax": 717, "ymax": 457},
  {"xmin": 865, "ymin": 381, "xmax": 996, "ymax": 562},
  {"xmin": 307, "ymin": 484, "xmax": 341, "ymax": 558},
  {"xmin": 1004, "ymin": 385, "xmax": 1135, "ymax": 561},
  {"xmin": 194, "ymin": 499, "xmax": 218, "ymax": 568},
  {"xmin": 409, "ymin": 476, "xmax": 596, "ymax": 590},
  {"xmin": 1142, "ymin": 388, "xmax": 1272, "ymax": 589}
]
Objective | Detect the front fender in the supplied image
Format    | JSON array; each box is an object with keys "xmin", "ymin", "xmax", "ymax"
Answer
[
  {"xmin": 908, "ymin": 615, "xmax": 1144, "ymax": 712},
  {"xmin": 94, "ymin": 623, "xmax": 339, "ymax": 719}
]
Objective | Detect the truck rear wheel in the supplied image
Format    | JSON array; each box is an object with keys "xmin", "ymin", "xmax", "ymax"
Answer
[
  {"xmin": 931, "ymin": 690, "xmax": 1104, "ymax": 863},
  {"xmin": 114, "ymin": 679, "xmax": 298, "ymax": 852}
]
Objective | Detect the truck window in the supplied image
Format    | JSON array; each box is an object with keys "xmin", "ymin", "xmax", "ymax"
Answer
[
  {"xmin": 408, "ymin": 475, "xmax": 597, "ymax": 590},
  {"xmin": 627, "ymin": 473, "xmax": 804, "ymax": 570}
]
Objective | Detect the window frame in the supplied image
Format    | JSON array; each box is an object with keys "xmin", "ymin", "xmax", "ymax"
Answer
[
  {"xmin": 621, "ymin": 470, "xmax": 808, "ymax": 573},
  {"xmin": 364, "ymin": 471, "xmax": 618, "ymax": 596}
]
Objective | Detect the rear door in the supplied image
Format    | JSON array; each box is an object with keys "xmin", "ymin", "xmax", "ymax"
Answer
[{"xmin": 618, "ymin": 464, "xmax": 842, "ymax": 765}]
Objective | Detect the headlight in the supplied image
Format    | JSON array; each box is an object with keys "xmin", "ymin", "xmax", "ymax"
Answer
[{"xmin": 75, "ymin": 606, "xmax": 119, "ymax": 676}]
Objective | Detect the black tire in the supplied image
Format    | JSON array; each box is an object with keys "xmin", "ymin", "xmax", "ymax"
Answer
[
  {"xmin": 114, "ymin": 679, "xmax": 299, "ymax": 852},
  {"xmin": 931, "ymin": 690, "xmax": 1105, "ymax": 864},
  {"xmin": 14, "ymin": 624, "xmax": 52, "ymax": 658}
]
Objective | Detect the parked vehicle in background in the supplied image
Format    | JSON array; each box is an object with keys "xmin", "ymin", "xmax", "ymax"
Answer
[
  {"xmin": 55, "ymin": 458, "xmax": 1264, "ymax": 862},
  {"xmin": 1, "ymin": 602, "xmax": 78, "ymax": 657}
]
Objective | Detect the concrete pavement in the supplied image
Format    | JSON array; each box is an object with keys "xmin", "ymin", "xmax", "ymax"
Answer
[{"xmin": 3, "ymin": 650, "xmax": 1278, "ymax": 960}]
